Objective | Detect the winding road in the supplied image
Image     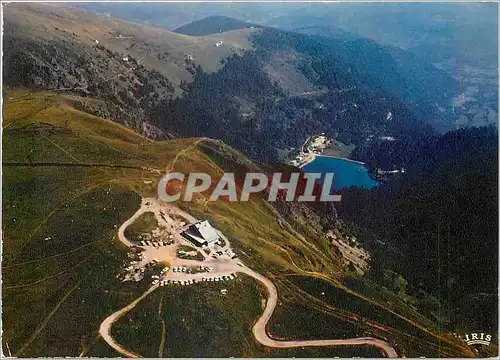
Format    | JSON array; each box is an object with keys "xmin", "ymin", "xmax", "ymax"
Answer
[
  {"xmin": 99, "ymin": 285, "xmax": 158, "ymax": 358},
  {"xmin": 242, "ymin": 266, "xmax": 398, "ymax": 357},
  {"xmin": 99, "ymin": 197, "xmax": 398, "ymax": 358}
]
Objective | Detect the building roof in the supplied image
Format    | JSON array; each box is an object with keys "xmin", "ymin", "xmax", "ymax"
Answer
[
  {"xmin": 194, "ymin": 220, "xmax": 219, "ymax": 242},
  {"xmin": 182, "ymin": 220, "xmax": 219, "ymax": 246}
]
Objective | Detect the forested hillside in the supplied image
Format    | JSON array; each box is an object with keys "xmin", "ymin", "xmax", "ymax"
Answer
[
  {"xmin": 338, "ymin": 126, "xmax": 498, "ymax": 333},
  {"xmin": 151, "ymin": 27, "xmax": 450, "ymax": 162},
  {"xmin": 252, "ymin": 28, "xmax": 459, "ymax": 130},
  {"xmin": 2, "ymin": 4, "xmax": 256, "ymax": 138},
  {"xmin": 4, "ymin": 5, "xmax": 461, "ymax": 165}
]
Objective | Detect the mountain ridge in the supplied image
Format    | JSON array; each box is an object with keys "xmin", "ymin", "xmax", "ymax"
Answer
[{"xmin": 173, "ymin": 15, "xmax": 261, "ymax": 36}]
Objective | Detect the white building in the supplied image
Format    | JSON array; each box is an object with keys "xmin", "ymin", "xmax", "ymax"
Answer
[{"xmin": 181, "ymin": 220, "xmax": 220, "ymax": 247}]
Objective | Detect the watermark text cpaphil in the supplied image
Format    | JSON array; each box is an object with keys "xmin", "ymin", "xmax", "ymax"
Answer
[{"xmin": 157, "ymin": 172, "xmax": 342, "ymax": 203}]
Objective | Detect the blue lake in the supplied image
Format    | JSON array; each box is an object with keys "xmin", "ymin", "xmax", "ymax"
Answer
[{"xmin": 301, "ymin": 156, "xmax": 379, "ymax": 190}]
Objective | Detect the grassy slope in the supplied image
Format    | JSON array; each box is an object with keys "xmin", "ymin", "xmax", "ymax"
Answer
[
  {"xmin": 124, "ymin": 212, "xmax": 159, "ymax": 243},
  {"xmin": 1, "ymin": 90, "xmax": 340, "ymax": 356},
  {"xmin": 2, "ymin": 90, "xmax": 169, "ymax": 356},
  {"xmin": 2, "ymin": 90, "xmax": 472, "ymax": 357},
  {"xmin": 4, "ymin": 3, "xmax": 258, "ymax": 90}
]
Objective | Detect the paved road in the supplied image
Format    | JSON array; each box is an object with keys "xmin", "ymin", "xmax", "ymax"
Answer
[
  {"xmin": 99, "ymin": 284, "xmax": 159, "ymax": 358},
  {"xmin": 100, "ymin": 197, "xmax": 398, "ymax": 358},
  {"xmin": 117, "ymin": 205, "xmax": 147, "ymax": 248},
  {"xmin": 241, "ymin": 266, "xmax": 398, "ymax": 357}
]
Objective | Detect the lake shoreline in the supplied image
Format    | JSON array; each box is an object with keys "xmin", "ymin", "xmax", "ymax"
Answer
[
  {"xmin": 300, "ymin": 155, "xmax": 379, "ymax": 190},
  {"xmin": 316, "ymin": 155, "xmax": 366, "ymax": 166},
  {"xmin": 298, "ymin": 154, "xmax": 366, "ymax": 169},
  {"xmin": 297, "ymin": 153, "xmax": 316, "ymax": 168}
]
